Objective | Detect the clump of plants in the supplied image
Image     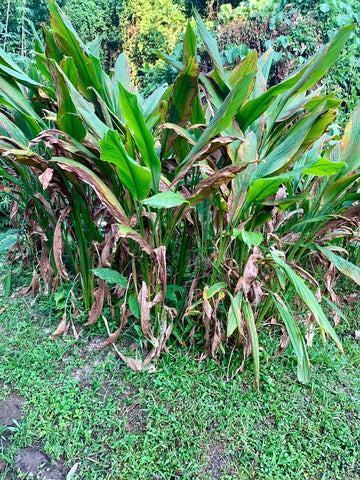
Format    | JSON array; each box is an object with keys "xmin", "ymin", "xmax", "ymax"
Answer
[{"xmin": 0, "ymin": 1, "xmax": 360, "ymax": 389}]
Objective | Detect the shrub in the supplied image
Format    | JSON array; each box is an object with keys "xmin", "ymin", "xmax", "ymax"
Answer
[{"xmin": 0, "ymin": 2, "xmax": 359, "ymax": 387}]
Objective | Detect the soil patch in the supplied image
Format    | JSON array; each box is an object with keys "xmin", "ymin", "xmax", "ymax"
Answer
[
  {"xmin": 12, "ymin": 447, "xmax": 66, "ymax": 479},
  {"xmin": 0, "ymin": 395, "xmax": 24, "ymax": 427}
]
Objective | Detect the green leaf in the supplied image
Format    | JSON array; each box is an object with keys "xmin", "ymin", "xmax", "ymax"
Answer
[
  {"xmin": 112, "ymin": 53, "xmax": 131, "ymax": 91},
  {"xmin": 206, "ymin": 282, "xmax": 227, "ymax": 299},
  {"xmin": 48, "ymin": 0, "xmax": 102, "ymax": 98},
  {"xmin": 129, "ymin": 294, "xmax": 140, "ymax": 319},
  {"xmin": 246, "ymin": 174, "xmax": 290, "ymax": 206},
  {"xmin": 316, "ymin": 246, "xmax": 360, "ymax": 286},
  {"xmin": 162, "ymin": 57, "xmax": 199, "ymax": 157},
  {"xmin": 320, "ymin": 172, "xmax": 360, "ymax": 209},
  {"xmin": 56, "ymin": 56, "xmax": 86, "ymax": 141},
  {"xmin": 177, "ymin": 71, "xmax": 256, "ymax": 172},
  {"xmin": 100, "ymin": 130, "xmax": 151, "ymax": 200},
  {"xmin": 92, "ymin": 268, "xmax": 128, "ymax": 287},
  {"xmin": 227, "ymin": 291, "xmax": 243, "ymax": 337},
  {"xmin": 228, "ymin": 49, "xmax": 258, "ymax": 87},
  {"xmin": 233, "ymin": 230, "xmax": 263, "ymax": 248},
  {"xmin": 182, "ymin": 21, "xmax": 197, "ymax": 65},
  {"xmin": 118, "ymin": 83, "xmax": 161, "ymax": 191},
  {"xmin": 237, "ymin": 24, "xmax": 355, "ymax": 131},
  {"xmin": 193, "ymin": 10, "xmax": 228, "ymax": 88},
  {"xmin": 142, "ymin": 191, "xmax": 188, "ymax": 209},
  {"xmin": 0, "ymin": 229, "xmax": 18, "ymax": 254},
  {"xmin": 303, "ymin": 157, "xmax": 346, "ymax": 176},
  {"xmin": 271, "ymin": 250, "xmax": 343, "ymax": 353},
  {"xmin": 332, "ymin": 103, "xmax": 360, "ymax": 176},
  {"xmin": 3, "ymin": 269, "xmax": 11, "ymax": 297},
  {"xmin": 273, "ymin": 297, "xmax": 310, "ymax": 383},
  {"xmin": 250, "ymin": 103, "xmax": 326, "ymax": 183},
  {"xmin": 54, "ymin": 62, "xmax": 109, "ymax": 138}
]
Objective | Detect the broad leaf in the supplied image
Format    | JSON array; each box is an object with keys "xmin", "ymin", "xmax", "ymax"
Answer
[
  {"xmin": 100, "ymin": 130, "xmax": 151, "ymax": 200},
  {"xmin": 271, "ymin": 250, "xmax": 343, "ymax": 353},
  {"xmin": 302, "ymin": 157, "xmax": 346, "ymax": 176},
  {"xmin": 177, "ymin": 71, "xmax": 256, "ymax": 172},
  {"xmin": 273, "ymin": 297, "xmax": 310, "ymax": 383},
  {"xmin": 316, "ymin": 246, "xmax": 360, "ymax": 286},
  {"xmin": 92, "ymin": 268, "xmax": 128, "ymax": 287},
  {"xmin": 142, "ymin": 191, "xmax": 188, "ymax": 209},
  {"xmin": 233, "ymin": 230, "xmax": 264, "ymax": 248},
  {"xmin": 118, "ymin": 83, "xmax": 161, "ymax": 191}
]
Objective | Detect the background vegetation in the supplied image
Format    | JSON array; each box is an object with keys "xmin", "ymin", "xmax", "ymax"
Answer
[{"xmin": 1, "ymin": 0, "xmax": 359, "ymax": 111}]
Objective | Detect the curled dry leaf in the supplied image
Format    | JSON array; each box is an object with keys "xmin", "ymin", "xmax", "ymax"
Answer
[
  {"xmin": 99, "ymin": 303, "xmax": 128, "ymax": 349},
  {"xmin": 151, "ymin": 246, "xmax": 167, "ymax": 306},
  {"xmin": 31, "ymin": 270, "xmax": 40, "ymax": 297},
  {"xmin": 85, "ymin": 283, "xmax": 105, "ymax": 326},
  {"xmin": 70, "ymin": 319, "xmax": 80, "ymax": 340},
  {"xmin": 53, "ymin": 207, "xmax": 71, "ymax": 281},
  {"xmin": 51, "ymin": 312, "xmax": 68, "ymax": 339},
  {"xmin": 100, "ymin": 225, "xmax": 120, "ymax": 268},
  {"xmin": 189, "ymin": 164, "xmax": 249, "ymax": 206},
  {"xmin": 40, "ymin": 246, "xmax": 51, "ymax": 294},
  {"xmin": 16, "ymin": 284, "xmax": 32, "ymax": 296},
  {"xmin": 170, "ymin": 137, "xmax": 244, "ymax": 189},
  {"xmin": 236, "ymin": 247, "xmax": 263, "ymax": 306},
  {"xmin": 138, "ymin": 281, "xmax": 158, "ymax": 347},
  {"xmin": 38, "ymin": 167, "xmax": 54, "ymax": 190},
  {"xmin": 202, "ymin": 286, "xmax": 213, "ymax": 356},
  {"xmin": 272, "ymin": 326, "xmax": 291, "ymax": 359},
  {"xmin": 55, "ymin": 158, "xmax": 130, "ymax": 227},
  {"xmin": 211, "ymin": 319, "xmax": 222, "ymax": 358},
  {"xmin": 304, "ymin": 312, "xmax": 316, "ymax": 347}
]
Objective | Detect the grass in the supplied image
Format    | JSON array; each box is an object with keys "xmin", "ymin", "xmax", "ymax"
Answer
[{"xmin": 0, "ymin": 265, "xmax": 360, "ymax": 479}]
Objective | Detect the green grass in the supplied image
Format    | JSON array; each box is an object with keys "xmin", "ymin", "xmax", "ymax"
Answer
[{"xmin": 1, "ymin": 270, "xmax": 360, "ymax": 479}]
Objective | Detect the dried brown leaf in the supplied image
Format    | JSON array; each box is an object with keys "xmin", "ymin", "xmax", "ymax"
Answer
[
  {"xmin": 138, "ymin": 282, "xmax": 158, "ymax": 346},
  {"xmin": 151, "ymin": 246, "xmax": 167, "ymax": 306},
  {"xmin": 189, "ymin": 164, "xmax": 248, "ymax": 206},
  {"xmin": 39, "ymin": 168, "xmax": 54, "ymax": 190},
  {"xmin": 170, "ymin": 137, "xmax": 244, "ymax": 189},
  {"xmin": 40, "ymin": 247, "xmax": 50, "ymax": 294},
  {"xmin": 51, "ymin": 312, "xmax": 68, "ymax": 339},
  {"xmin": 85, "ymin": 284, "xmax": 105, "ymax": 326},
  {"xmin": 31, "ymin": 270, "xmax": 40, "ymax": 297},
  {"xmin": 55, "ymin": 160, "xmax": 130, "ymax": 227},
  {"xmin": 53, "ymin": 207, "xmax": 71, "ymax": 281}
]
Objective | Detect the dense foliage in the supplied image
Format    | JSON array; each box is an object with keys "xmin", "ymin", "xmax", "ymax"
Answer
[
  {"xmin": 1, "ymin": 1, "xmax": 360, "ymax": 387},
  {"xmin": 1, "ymin": 0, "xmax": 359, "ymax": 114}
]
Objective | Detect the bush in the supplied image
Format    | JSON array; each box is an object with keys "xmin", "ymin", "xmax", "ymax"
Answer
[{"xmin": 0, "ymin": 1, "xmax": 359, "ymax": 387}]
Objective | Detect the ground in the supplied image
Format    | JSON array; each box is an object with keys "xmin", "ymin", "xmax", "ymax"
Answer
[{"xmin": 0, "ymin": 283, "xmax": 360, "ymax": 479}]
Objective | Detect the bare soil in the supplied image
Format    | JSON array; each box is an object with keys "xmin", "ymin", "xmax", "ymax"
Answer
[{"xmin": 0, "ymin": 391, "xmax": 66, "ymax": 479}]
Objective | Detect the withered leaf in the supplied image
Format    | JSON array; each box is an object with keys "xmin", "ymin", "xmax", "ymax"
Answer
[
  {"xmin": 151, "ymin": 246, "xmax": 167, "ymax": 306},
  {"xmin": 53, "ymin": 207, "xmax": 71, "ymax": 282},
  {"xmin": 85, "ymin": 285, "xmax": 105, "ymax": 326},
  {"xmin": 39, "ymin": 168, "xmax": 54, "ymax": 190},
  {"xmin": 51, "ymin": 312, "xmax": 68, "ymax": 339},
  {"xmin": 171, "ymin": 137, "xmax": 244, "ymax": 189},
  {"xmin": 31, "ymin": 270, "xmax": 40, "ymax": 297},
  {"xmin": 189, "ymin": 164, "xmax": 248, "ymax": 206},
  {"xmin": 138, "ymin": 282, "xmax": 158, "ymax": 345}
]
